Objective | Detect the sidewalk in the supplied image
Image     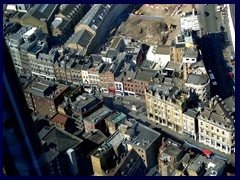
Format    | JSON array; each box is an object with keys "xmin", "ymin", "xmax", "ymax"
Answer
[
  {"xmin": 160, "ymin": 126, "xmax": 235, "ymax": 167},
  {"xmin": 129, "ymin": 112, "xmax": 235, "ymax": 167}
]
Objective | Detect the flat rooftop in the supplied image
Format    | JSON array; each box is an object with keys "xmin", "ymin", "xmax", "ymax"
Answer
[
  {"xmin": 126, "ymin": 123, "xmax": 160, "ymax": 150},
  {"xmin": 110, "ymin": 37, "xmax": 121, "ymax": 49},
  {"xmin": 155, "ymin": 45, "xmax": 171, "ymax": 55},
  {"xmin": 112, "ymin": 113, "xmax": 126, "ymax": 124},
  {"xmin": 73, "ymin": 95, "xmax": 97, "ymax": 108},
  {"xmin": 186, "ymin": 74, "xmax": 209, "ymax": 85},
  {"xmin": 29, "ymin": 44, "xmax": 42, "ymax": 54},
  {"xmin": 32, "ymin": 82, "xmax": 49, "ymax": 91},
  {"xmin": 85, "ymin": 106, "xmax": 112, "ymax": 125},
  {"xmin": 184, "ymin": 48, "xmax": 198, "ymax": 58}
]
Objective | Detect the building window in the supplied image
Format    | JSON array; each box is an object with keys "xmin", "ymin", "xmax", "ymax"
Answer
[
  {"xmin": 217, "ymin": 129, "xmax": 219, "ymax": 132},
  {"xmin": 222, "ymin": 131, "xmax": 225, "ymax": 135},
  {"xmin": 222, "ymin": 138, "xmax": 225, "ymax": 143},
  {"xmin": 211, "ymin": 139, "xmax": 215, "ymax": 145},
  {"xmin": 211, "ymin": 127, "xmax": 214, "ymax": 130}
]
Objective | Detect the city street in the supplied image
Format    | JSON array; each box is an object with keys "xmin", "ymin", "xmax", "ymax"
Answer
[
  {"xmin": 95, "ymin": 91, "xmax": 235, "ymax": 168},
  {"xmin": 133, "ymin": 116, "xmax": 235, "ymax": 168},
  {"xmin": 197, "ymin": 4, "xmax": 234, "ymax": 99},
  {"xmin": 92, "ymin": 3, "xmax": 236, "ymax": 172}
]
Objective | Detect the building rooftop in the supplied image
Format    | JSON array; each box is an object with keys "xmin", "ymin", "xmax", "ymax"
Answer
[
  {"xmin": 91, "ymin": 130, "xmax": 125, "ymax": 159},
  {"xmin": 110, "ymin": 149, "xmax": 146, "ymax": 176},
  {"xmin": 180, "ymin": 15, "xmax": 200, "ymax": 32},
  {"xmin": 160, "ymin": 139, "xmax": 184, "ymax": 162},
  {"xmin": 165, "ymin": 61, "xmax": 182, "ymax": 73},
  {"xmin": 39, "ymin": 126, "xmax": 83, "ymax": 152},
  {"xmin": 125, "ymin": 123, "xmax": 161, "ymax": 150},
  {"xmin": 76, "ymin": 4, "xmax": 110, "ymax": 32},
  {"xmin": 24, "ymin": 4, "xmax": 59, "ymax": 22},
  {"xmin": 32, "ymin": 80, "xmax": 68, "ymax": 98},
  {"xmin": 123, "ymin": 70, "xmax": 136, "ymax": 82},
  {"xmin": 72, "ymin": 94, "xmax": 99, "ymax": 109},
  {"xmin": 134, "ymin": 69, "xmax": 155, "ymax": 82},
  {"xmin": 186, "ymin": 74, "xmax": 209, "ymax": 85},
  {"xmin": 106, "ymin": 112, "xmax": 126, "ymax": 124},
  {"xmin": 72, "ymin": 62, "xmax": 83, "ymax": 71},
  {"xmin": 60, "ymin": 4, "xmax": 82, "ymax": 19},
  {"xmin": 20, "ymin": 40, "xmax": 37, "ymax": 51},
  {"xmin": 90, "ymin": 54, "xmax": 103, "ymax": 65},
  {"xmin": 184, "ymin": 48, "xmax": 198, "ymax": 58},
  {"xmin": 146, "ymin": 84, "xmax": 187, "ymax": 107},
  {"xmin": 204, "ymin": 156, "xmax": 226, "ymax": 176},
  {"xmin": 81, "ymin": 63, "xmax": 92, "ymax": 71},
  {"xmin": 187, "ymin": 154, "xmax": 210, "ymax": 173},
  {"xmin": 32, "ymin": 81, "xmax": 50, "ymax": 92},
  {"xmin": 106, "ymin": 49, "xmax": 118, "ymax": 60},
  {"xmin": 51, "ymin": 114, "xmax": 68, "ymax": 124},
  {"xmin": 105, "ymin": 130, "xmax": 125, "ymax": 148},
  {"xmin": 66, "ymin": 29, "xmax": 94, "ymax": 49},
  {"xmin": 199, "ymin": 95, "xmax": 235, "ymax": 127},
  {"xmin": 84, "ymin": 105, "xmax": 112, "ymax": 125},
  {"xmin": 140, "ymin": 59, "xmax": 161, "ymax": 71},
  {"xmin": 155, "ymin": 45, "xmax": 171, "ymax": 55},
  {"xmin": 28, "ymin": 43, "xmax": 43, "ymax": 54},
  {"xmin": 82, "ymin": 129, "xmax": 107, "ymax": 145},
  {"xmin": 110, "ymin": 37, "xmax": 122, "ymax": 49},
  {"xmin": 183, "ymin": 108, "xmax": 198, "ymax": 118},
  {"xmin": 9, "ymin": 11, "xmax": 26, "ymax": 20}
]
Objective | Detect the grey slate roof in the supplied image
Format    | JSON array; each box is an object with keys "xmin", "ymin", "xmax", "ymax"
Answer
[
  {"xmin": 27, "ymin": 4, "xmax": 59, "ymax": 21},
  {"xmin": 200, "ymin": 95, "xmax": 235, "ymax": 126},
  {"xmin": 186, "ymin": 74, "xmax": 208, "ymax": 85},
  {"xmin": 60, "ymin": 4, "xmax": 81, "ymax": 18},
  {"xmin": 84, "ymin": 106, "xmax": 112, "ymax": 125},
  {"xmin": 187, "ymin": 154, "xmax": 210, "ymax": 172},
  {"xmin": 39, "ymin": 126, "xmax": 82, "ymax": 152},
  {"xmin": 76, "ymin": 4, "xmax": 110, "ymax": 31},
  {"xmin": 184, "ymin": 108, "xmax": 198, "ymax": 118},
  {"xmin": 134, "ymin": 70, "xmax": 155, "ymax": 82},
  {"xmin": 184, "ymin": 48, "xmax": 198, "ymax": 58},
  {"xmin": 82, "ymin": 129, "xmax": 107, "ymax": 145},
  {"xmin": 66, "ymin": 29, "xmax": 94, "ymax": 48}
]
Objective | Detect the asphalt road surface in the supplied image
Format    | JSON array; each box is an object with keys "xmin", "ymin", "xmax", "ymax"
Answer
[{"xmin": 197, "ymin": 4, "xmax": 234, "ymax": 99}]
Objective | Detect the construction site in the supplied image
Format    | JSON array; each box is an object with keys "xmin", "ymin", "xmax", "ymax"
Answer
[{"xmin": 117, "ymin": 4, "xmax": 194, "ymax": 46}]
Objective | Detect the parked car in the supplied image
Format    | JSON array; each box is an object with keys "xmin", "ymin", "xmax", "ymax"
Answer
[
  {"xmin": 227, "ymin": 66, "xmax": 233, "ymax": 72},
  {"xmin": 228, "ymin": 72, "xmax": 234, "ymax": 79}
]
